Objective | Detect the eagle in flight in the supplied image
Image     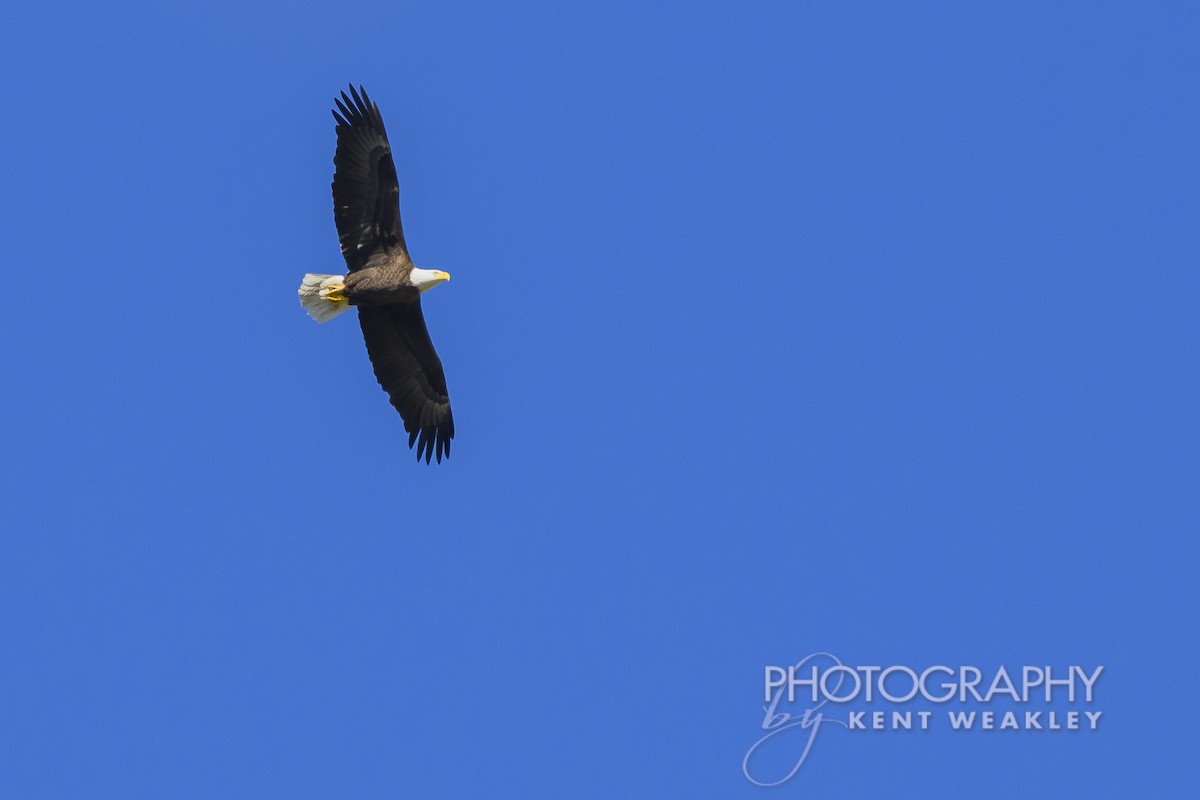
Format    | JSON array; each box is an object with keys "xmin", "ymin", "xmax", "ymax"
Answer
[{"xmin": 299, "ymin": 85, "xmax": 454, "ymax": 464}]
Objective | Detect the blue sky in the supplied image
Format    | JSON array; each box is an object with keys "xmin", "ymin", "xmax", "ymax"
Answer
[{"xmin": 1, "ymin": 1, "xmax": 1197, "ymax": 797}]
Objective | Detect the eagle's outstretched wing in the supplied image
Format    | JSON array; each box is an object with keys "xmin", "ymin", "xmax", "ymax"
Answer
[
  {"xmin": 358, "ymin": 304, "xmax": 455, "ymax": 464},
  {"xmin": 332, "ymin": 85, "xmax": 408, "ymax": 271}
]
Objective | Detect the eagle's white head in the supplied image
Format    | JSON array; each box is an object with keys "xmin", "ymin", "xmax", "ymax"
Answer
[{"xmin": 409, "ymin": 267, "xmax": 451, "ymax": 294}]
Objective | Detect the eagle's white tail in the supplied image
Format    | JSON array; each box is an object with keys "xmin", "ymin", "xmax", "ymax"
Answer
[{"xmin": 298, "ymin": 273, "xmax": 352, "ymax": 323}]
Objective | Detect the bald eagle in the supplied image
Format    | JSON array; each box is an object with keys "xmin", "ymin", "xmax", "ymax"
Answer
[{"xmin": 298, "ymin": 85, "xmax": 454, "ymax": 464}]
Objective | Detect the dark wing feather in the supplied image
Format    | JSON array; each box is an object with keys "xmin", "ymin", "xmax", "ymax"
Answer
[
  {"xmin": 331, "ymin": 85, "xmax": 408, "ymax": 271},
  {"xmin": 358, "ymin": 304, "xmax": 455, "ymax": 463}
]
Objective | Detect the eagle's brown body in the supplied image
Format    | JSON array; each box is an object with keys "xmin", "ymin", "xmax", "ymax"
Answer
[{"xmin": 343, "ymin": 262, "xmax": 418, "ymax": 306}]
